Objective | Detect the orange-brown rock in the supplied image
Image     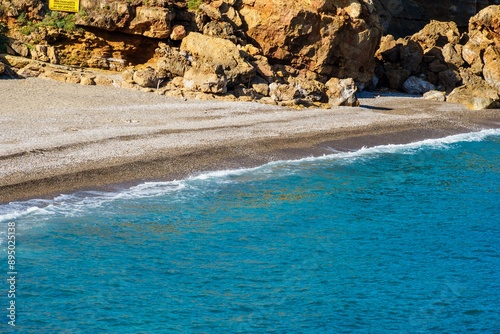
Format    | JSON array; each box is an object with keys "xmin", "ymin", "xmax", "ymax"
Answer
[{"xmin": 238, "ymin": 0, "xmax": 383, "ymax": 84}]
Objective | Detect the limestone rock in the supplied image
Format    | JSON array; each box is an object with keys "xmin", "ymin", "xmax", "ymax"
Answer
[
  {"xmin": 133, "ymin": 67, "xmax": 157, "ymax": 88},
  {"xmin": 9, "ymin": 40, "xmax": 29, "ymax": 57},
  {"xmin": 122, "ymin": 69, "xmax": 135, "ymax": 83},
  {"xmin": 250, "ymin": 76, "xmax": 269, "ymax": 96},
  {"xmin": 180, "ymin": 32, "xmax": 255, "ymax": 87},
  {"xmin": 183, "ymin": 65, "xmax": 228, "ymax": 94},
  {"xmin": 447, "ymin": 84, "xmax": 500, "ymax": 110},
  {"xmin": 76, "ymin": 1, "xmax": 174, "ymax": 39},
  {"xmin": 129, "ymin": 6, "xmax": 172, "ymax": 39},
  {"xmin": 40, "ymin": 70, "xmax": 70, "ymax": 83},
  {"xmin": 47, "ymin": 46, "xmax": 58, "ymax": 64},
  {"xmin": 32, "ymin": 45, "xmax": 50, "ymax": 63},
  {"xmin": 460, "ymin": 68, "xmax": 486, "ymax": 87},
  {"xmin": 269, "ymin": 83, "xmax": 300, "ymax": 102},
  {"xmin": 483, "ymin": 45, "xmax": 500, "ymax": 93},
  {"xmin": 461, "ymin": 42, "xmax": 484, "ymax": 74},
  {"xmin": 375, "ymin": 34, "xmax": 399, "ymax": 63},
  {"xmin": 468, "ymin": 4, "xmax": 500, "ymax": 46},
  {"xmin": 16, "ymin": 63, "xmax": 42, "ymax": 78},
  {"xmin": 1, "ymin": 55, "xmax": 30, "ymax": 69},
  {"xmin": 442, "ymin": 43, "xmax": 464, "ymax": 69},
  {"xmin": 238, "ymin": 0, "xmax": 383, "ymax": 84},
  {"xmin": 411, "ymin": 20, "xmax": 461, "ymax": 49},
  {"xmin": 402, "ymin": 76, "xmax": 436, "ymax": 95},
  {"xmin": 326, "ymin": 78, "xmax": 359, "ymax": 107},
  {"xmin": 203, "ymin": 21, "xmax": 236, "ymax": 42},
  {"xmin": 288, "ymin": 77, "xmax": 328, "ymax": 103},
  {"xmin": 170, "ymin": 25, "xmax": 187, "ymax": 41},
  {"xmin": 94, "ymin": 75, "xmax": 114, "ymax": 86},
  {"xmin": 222, "ymin": 6, "xmax": 243, "ymax": 28},
  {"xmin": 250, "ymin": 56, "xmax": 275, "ymax": 83},
  {"xmin": 80, "ymin": 76, "xmax": 96, "ymax": 86},
  {"xmin": 423, "ymin": 90, "xmax": 446, "ymax": 102},
  {"xmin": 199, "ymin": 3, "xmax": 222, "ymax": 21},
  {"xmin": 463, "ymin": 5, "xmax": 500, "ymax": 73}
]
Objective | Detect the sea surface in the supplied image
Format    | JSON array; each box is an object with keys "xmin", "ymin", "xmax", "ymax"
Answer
[{"xmin": 1, "ymin": 129, "xmax": 499, "ymax": 333}]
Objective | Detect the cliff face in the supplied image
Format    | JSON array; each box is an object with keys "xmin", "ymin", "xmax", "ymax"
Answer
[
  {"xmin": 374, "ymin": 0, "xmax": 500, "ymax": 37},
  {"xmin": 1, "ymin": 1, "xmax": 499, "ymax": 108},
  {"xmin": 0, "ymin": 0, "xmax": 383, "ymax": 84},
  {"xmin": 238, "ymin": 0, "xmax": 382, "ymax": 83}
]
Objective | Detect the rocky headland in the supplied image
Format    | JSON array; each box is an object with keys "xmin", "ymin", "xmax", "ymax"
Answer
[{"xmin": 1, "ymin": 0, "xmax": 499, "ymax": 110}]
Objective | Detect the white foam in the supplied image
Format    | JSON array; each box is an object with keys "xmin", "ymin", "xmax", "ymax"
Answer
[
  {"xmin": 1, "ymin": 129, "xmax": 498, "ymax": 222},
  {"xmin": 277, "ymin": 128, "xmax": 500, "ymax": 165}
]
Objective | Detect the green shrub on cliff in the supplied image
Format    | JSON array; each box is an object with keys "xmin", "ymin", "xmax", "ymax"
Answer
[
  {"xmin": 188, "ymin": 0, "xmax": 202, "ymax": 11},
  {"xmin": 18, "ymin": 11, "xmax": 77, "ymax": 35}
]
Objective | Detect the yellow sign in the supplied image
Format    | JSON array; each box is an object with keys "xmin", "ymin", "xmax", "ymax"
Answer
[{"xmin": 49, "ymin": 0, "xmax": 79, "ymax": 12}]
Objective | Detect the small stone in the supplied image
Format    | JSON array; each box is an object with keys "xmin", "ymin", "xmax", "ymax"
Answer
[
  {"xmin": 199, "ymin": 3, "xmax": 222, "ymax": 21},
  {"xmin": 94, "ymin": 76, "xmax": 114, "ymax": 86},
  {"xmin": 80, "ymin": 76, "xmax": 96, "ymax": 86},
  {"xmin": 423, "ymin": 90, "xmax": 446, "ymax": 102},
  {"xmin": 170, "ymin": 25, "xmax": 186, "ymax": 41},
  {"xmin": 122, "ymin": 69, "xmax": 135, "ymax": 83}
]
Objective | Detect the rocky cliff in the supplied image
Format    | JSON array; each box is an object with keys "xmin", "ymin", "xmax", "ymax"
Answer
[{"xmin": 1, "ymin": 1, "xmax": 499, "ymax": 109}]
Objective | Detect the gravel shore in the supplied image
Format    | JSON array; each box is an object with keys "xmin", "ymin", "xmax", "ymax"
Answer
[{"xmin": 1, "ymin": 77, "xmax": 499, "ymax": 203}]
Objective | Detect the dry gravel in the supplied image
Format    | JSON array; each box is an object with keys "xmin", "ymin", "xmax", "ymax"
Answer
[{"xmin": 1, "ymin": 77, "xmax": 499, "ymax": 202}]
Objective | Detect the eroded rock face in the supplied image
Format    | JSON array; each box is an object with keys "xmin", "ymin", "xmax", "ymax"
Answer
[
  {"xmin": 180, "ymin": 32, "xmax": 255, "ymax": 87},
  {"xmin": 75, "ymin": 0, "xmax": 175, "ymax": 39},
  {"xmin": 375, "ymin": 5, "xmax": 500, "ymax": 109},
  {"xmin": 238, "ymin": 0, "xmax": 383, "ymax": 84}
]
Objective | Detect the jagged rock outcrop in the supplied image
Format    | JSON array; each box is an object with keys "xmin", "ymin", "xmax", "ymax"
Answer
[
  {"xmin": 373, "ymin": 0, "xmax": 500, "ymax": 37},
  {"xmin": 375, "ymin": 5, "xmax": 500, "ymax": 109},
  {"xmin": 238, "ymin": 0, "xmax": 383, "ymax": 85}
]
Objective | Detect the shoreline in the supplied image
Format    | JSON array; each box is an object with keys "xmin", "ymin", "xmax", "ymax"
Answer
[{"xmin": 1, "ymin": 77, "xmax": 499, "ymax": 204}]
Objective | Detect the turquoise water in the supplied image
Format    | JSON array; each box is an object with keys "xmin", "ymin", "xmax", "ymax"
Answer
[{"xmin": 1, "ymin": 129, "xmax": 499, "ymax": 333}]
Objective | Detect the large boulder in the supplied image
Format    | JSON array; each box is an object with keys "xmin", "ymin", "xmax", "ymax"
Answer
[
  {"xmin": 238, "ymin": 0, "xmax": 383, "ymax": 85},
  {"xmin": 183, "ymin": 64, "xmax": 228, "ymax": 94},
  {"xmin": 402, "ymin": 76, "xmax": 435, "ymax": 95},
  {"xmin": 483, "ymin": 46, "xmax": 500, "ymax": 93},
  {"xmin": 180, "ymin": 32, "xmax": 255, "ymax": 87},
  {"xmin": 326, "ymin": 77, "xmax": 359, "ymax": 107},
  {"xmin": 447, "ymin": 84, "xmax": 500, "ymax": 110},
  {"xmin": 463, "ymin": 5, "xmax": 500, "ymax": 73}
]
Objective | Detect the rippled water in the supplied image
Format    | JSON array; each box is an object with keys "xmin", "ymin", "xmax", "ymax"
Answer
[{"xmin": 1, "ymin": 130, "xmax": 499, "ymax": 333}]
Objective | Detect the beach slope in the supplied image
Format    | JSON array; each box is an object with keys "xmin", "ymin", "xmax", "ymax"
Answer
[{"xmin": 1, "ymin": 77, "xmax": 498, "ymax": 202}]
